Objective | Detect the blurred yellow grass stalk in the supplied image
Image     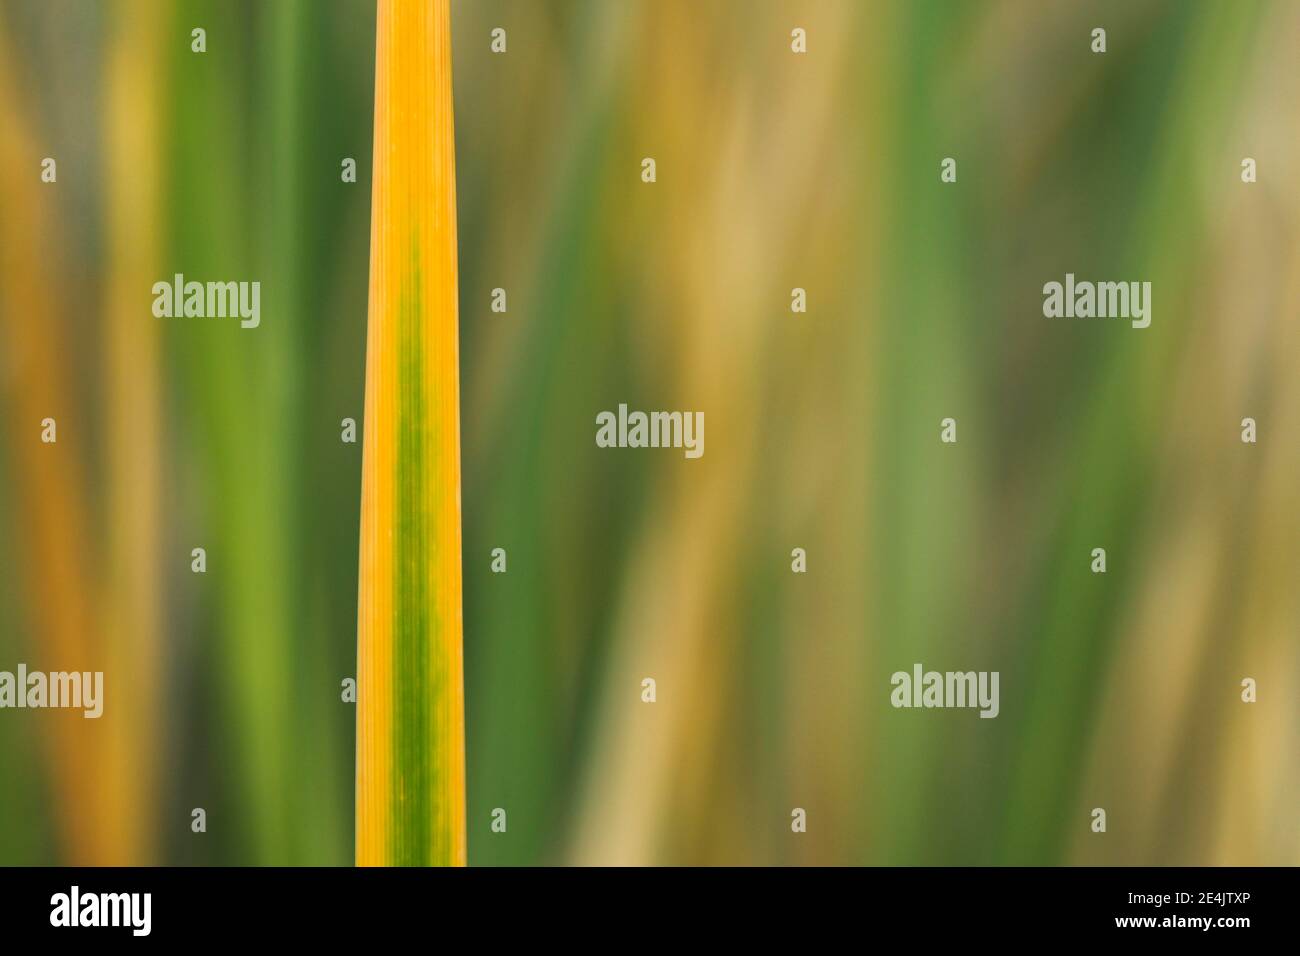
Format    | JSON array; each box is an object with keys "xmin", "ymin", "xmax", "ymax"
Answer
[
  {"xmin": 356, "ymin": 0, "xmax": 467, "ymax": 866},
  {"xmin": 0, "ymin": 18, "xmax": 106, "ymax": 864},
  {"xmin": 100, "ymin": 0, "xmax": 165, "ymax": 866}
]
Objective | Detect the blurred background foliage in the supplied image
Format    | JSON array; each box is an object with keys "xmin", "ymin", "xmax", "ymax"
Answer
[{"xmin": 0, "ymin": 0, "xmax": 1296, "ymax": 865}]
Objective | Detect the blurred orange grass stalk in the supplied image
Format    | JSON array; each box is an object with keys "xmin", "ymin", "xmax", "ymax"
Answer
[
  {"xmin": 0, "ymin": 3, "xmax": 166, "ymax": 865},
  {"xmin": 355, "ymin": 0, "xmax": 467, "ymax": 866}
]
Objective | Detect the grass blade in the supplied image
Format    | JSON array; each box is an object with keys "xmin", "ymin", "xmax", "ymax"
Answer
[{"xmin": 356, "ymin": 0, "xmax": 466, "ymax": 867}]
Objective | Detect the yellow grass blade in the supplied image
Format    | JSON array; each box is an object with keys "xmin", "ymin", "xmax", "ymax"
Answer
[{"xmin": 356, "ymin": 0, "xmax": 466, "ymax": 867}]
